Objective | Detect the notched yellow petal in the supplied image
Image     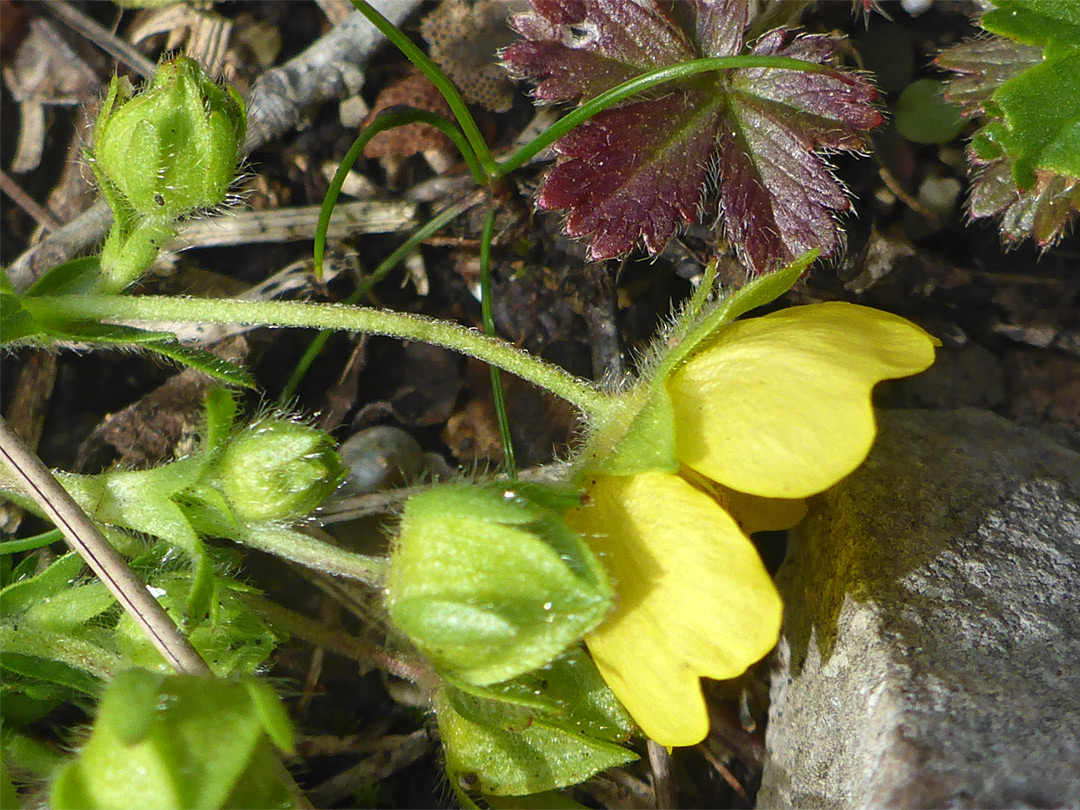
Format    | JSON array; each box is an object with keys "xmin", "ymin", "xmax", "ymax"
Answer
[
  {"xmin": 669, "ymin": 302, "xmax": 937, "ymax": 499},
  {"xmin": 566, "ymin": 473, "xmax": 783, "ymax": 747}
]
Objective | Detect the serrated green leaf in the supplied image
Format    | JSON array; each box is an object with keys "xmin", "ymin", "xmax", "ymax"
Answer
[
  {"xmin": 437, "ymin": 681, "xmax": 636, "ymax": 797},
  {"xmin": 114, "ymin": 573, "xmax": 279, "ymax": 677},
  {"xmin": 981, "ymin": 0, "xmax": 1080, "ymax": 54},
  {"xmin": 994, "ymin": 49, "xmax": 1080, "ymax": 187}
]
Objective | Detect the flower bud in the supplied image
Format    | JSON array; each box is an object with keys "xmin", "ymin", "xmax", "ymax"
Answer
[
  {"xmin": 91, "ymin": 56, "xmax": 246, "ymax": 289},
  {"xmin": 215, "ymin": 418, "xmax": 346, "ymax": 523},
  {"xmin": 386, "ymin": 481, "xmax": 614, "ymax": 686}
]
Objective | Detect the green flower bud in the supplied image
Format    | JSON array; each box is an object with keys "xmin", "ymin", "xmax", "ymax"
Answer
[
  {"xmin": 91, "ymin": 56, "xmax": 246, "ymax": 290},
  {"xmin": 215, "ymin": 418, "xmax": 346, "ymax": 523},
  {"xmin": 386, "ymin": 481, "xmax": 614, "ymax": 686}
]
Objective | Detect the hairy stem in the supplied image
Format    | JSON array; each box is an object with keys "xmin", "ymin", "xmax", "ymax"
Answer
[{"xmin": 29, "ymin": 294, "xmax": 610, "ymax": 416}]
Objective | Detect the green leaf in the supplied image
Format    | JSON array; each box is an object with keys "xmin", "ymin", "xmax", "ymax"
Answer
[
  {"xmin": 474, "ymin": 647, "xmax": 635, "ymax": 743},
  {"xmin": 23, "ymin": 257, "xmax": 103, "ymax": 297},
  {"xmin": 8, "ymin": 273, "xmax": 252, "ymax": 386},
  {"xmin": 0, "ymin": 289, "xmax": 37, "ymax": 345},
  {"xmin": 49, "ymin": 669, "xmax": 297, "ymax": 810},
  {"xmin": 981, "ymin": 0, "xmax": 1080, "ymax": 55},
  {"xmin": 993, "ymin": 48, "xmax": 1080, "ymax": 188},
  {"xmin": 20, "ymin": 581, "xmax": 117, "ymax": 633},
  {"xmin": 0, "ymin": 553, "xmax": 85, "ymax": 617},
  {"xmin": 437, "ymin": 649, "xmax": 636, "ymax": 796},
  {"xmin": 0, "ymin": 529, "xmax": 65, "ymax": 556},
  {"xmin": 0, "ymin": 650, "xmax": 103, "ymax": 697},
  {"xmin": 145, "ymin": 342, "xmax": 255, "ymax": 388},
  {"xmin": 938, "ymin": 4, "xmax": 1080, "ymax": 245},
  {"xmin": 114, "ymin": 573, "xmax": 280, "ymax": 677}
]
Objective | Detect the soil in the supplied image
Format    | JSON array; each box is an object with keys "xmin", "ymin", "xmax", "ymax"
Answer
[{"xmin": 2, "ymin": 1, "xmax": 1078, "ymax": 808}]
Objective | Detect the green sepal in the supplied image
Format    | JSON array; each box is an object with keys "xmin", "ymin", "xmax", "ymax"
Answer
[
  {"xmin": 49, "ymin": 669, "xmax": 297, "ymax": 810},
  {"xmin": 586, "ymin": 387, "xmax": 678, "ymax": 478},
  {"xmin": 577, "ymin": 254, "xmax": 814, "ymax": 479},
  {"xmin": 654, "ymin": 252, "xmax": 816, "ymax": 379},
  {"xmin": 202, "ymin": 388, "xmax": 239, "ymax": 454},
  {"xmin": 387, "ymin": 482, "xmax": 613, "ymax": 686},
  {"xmin": 437, "ymin": 649, "xmax": 636, "ymax": 797}
]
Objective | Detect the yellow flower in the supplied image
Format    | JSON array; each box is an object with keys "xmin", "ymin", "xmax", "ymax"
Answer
[{"xmin": 567, "ymin": 302, "xmax": 937, "ymax": 747}]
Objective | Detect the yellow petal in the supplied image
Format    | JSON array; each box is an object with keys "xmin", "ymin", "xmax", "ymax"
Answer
[
  {"xmin": 723, "ymin": 488, "xmax": 808, "ymax": 534},
  {"xmin": 681, "ymin": 467, "xmax": 808, "ymax": 534},
  {"xmin": 669, "ymin": 302, "xmax": 936, "ymax": 498},
  {"xmin": 566, "ymin": 472, "xmax": 782, "ymax": 747}
]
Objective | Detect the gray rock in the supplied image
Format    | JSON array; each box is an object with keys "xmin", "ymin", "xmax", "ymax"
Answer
[{"xmin": 758, "ymin": 409, "xmax": 1080, "ymax": 809}]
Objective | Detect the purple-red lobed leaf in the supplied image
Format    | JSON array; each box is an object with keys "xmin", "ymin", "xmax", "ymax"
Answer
[
  {"xmin": 502, "ymin": 0, "xmax": 882, "ymax": 271},
  {"xmin": 503, "ymin": 0, "xmax": 694, "ymax": 103},
  {"xmin": 721, "ymin": 31, "xmax": 880, "ymax": 272},
  {"xmin": 539, "ymin": 91, "xmax": 722, "ymax": 260}
]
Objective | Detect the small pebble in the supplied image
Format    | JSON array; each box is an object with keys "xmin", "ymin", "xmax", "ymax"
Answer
[{"xmin": 338, "ymin": 425, "xmax": 425, "ymax": 496}]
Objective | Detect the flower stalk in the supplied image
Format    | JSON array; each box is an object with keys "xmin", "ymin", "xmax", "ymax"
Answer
[{"xmin": 24, "ymin": 293, "xmax": 611, "ymax": 416}]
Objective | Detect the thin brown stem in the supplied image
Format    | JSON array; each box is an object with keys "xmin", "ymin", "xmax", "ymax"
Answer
[{"xmin": 0, "ymin": 417, "xmax": 211, "ymax": 676}]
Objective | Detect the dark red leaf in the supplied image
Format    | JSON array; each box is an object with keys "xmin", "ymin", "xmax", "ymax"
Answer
[
  {"xmin": 503, "ymin": 0, "xmax": 882, "ymax": 269},
  {"xmin": 538, "ymin": 91, "xmax": 723, "ymax": 259},
  {"xmin": 720, "ymin": 32, "xmax": 881, "ymax": 271},
  {"xmin": 503, "ymin": 0, "xmax": 694, "ymax": 103},
  {"xmin": 694, "ymin": 0, "xmax": 750, "ymax": 58},
  {"xmin": 936, "ymin": 38, "xmax": 1043, "ymax": 117}
]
